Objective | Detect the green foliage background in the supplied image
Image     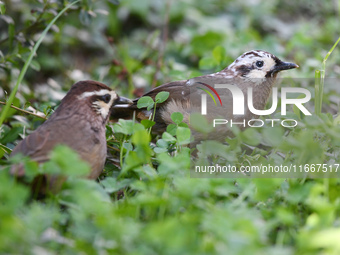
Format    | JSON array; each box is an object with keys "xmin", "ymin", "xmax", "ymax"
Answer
[{"xmin": 1, "ymin": 0, "xmax": 340, "ymax": 254}]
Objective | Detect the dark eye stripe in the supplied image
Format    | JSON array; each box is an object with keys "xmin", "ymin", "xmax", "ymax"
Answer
[
  {"xmin": 100, "ymin": 94, "xmax": 111, "ymax": 103},
  {"xmin": 235, "ymin": 65, "xmax": 251, "ymax": 76}
]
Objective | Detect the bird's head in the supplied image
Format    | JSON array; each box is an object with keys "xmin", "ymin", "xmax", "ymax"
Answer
[
  {"xmin": 60, "ymin": 80, "xmax": 132, "ymax": 122},
  {"xmin": 228, "ymin": 50, "xmax": 298, "ymax": 81}
]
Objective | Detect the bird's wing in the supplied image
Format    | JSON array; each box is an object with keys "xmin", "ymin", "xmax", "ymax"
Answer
[
  {"xmin": 110, "ymin": 76, "xmax": 237, "ymax": 134},
  {"xmin": 141, "ymin": 80, "xmax": 189, "ymax": 100},
  {"xmin": 11, "ymin": 123, "xmax": 56, "ymax": 163},
  {"xmin": 111, "ymin": 80, "xmax": 189, "ymax": 121}
]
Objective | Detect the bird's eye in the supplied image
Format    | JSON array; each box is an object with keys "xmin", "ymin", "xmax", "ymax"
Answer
[
  {"xmin": 100, "ymin": 94, "xmax": 111, "ymax": 103},
  {"xmin": 256, "ymin": 60, "xmax": 264, "ymax": 68}
]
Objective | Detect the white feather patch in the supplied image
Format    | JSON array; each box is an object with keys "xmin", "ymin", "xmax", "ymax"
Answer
[
  {"xmin": 78, "ymin": 89, "xmax": 113, "ymax": 99},
  {"xmin": 244, "ymin": 57, "xmax": 276, "ymax": 82},
  {"xmin": 79, "ymin": 89, "xmax": 118, "ymax": 119},
  {"xmin": 92, "ymin": 100, "xmax": 111, "ymax": 118}
]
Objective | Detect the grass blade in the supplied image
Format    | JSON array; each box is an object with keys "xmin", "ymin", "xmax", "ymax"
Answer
[
  {"xmin": 0, "ymin": 0, "xmax": 80, "ymax": 126},
  {"xmin": 314, "ymin": 70, "xmax": 321, "ymax": 115},
  {"xmin": 314, "ymin": 36, "xmax": 340, "ymax": 115}
]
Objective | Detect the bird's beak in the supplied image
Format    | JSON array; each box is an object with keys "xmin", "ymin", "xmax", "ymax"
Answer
[
  {"xmin": 273, "ymin": 61, "xmax": 299, "ymax": 73},
  {"xmin": 115, "ymin": 96, "xmax": 133, "ymax": 105}
]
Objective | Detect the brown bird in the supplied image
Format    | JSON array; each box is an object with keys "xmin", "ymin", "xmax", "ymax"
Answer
[
  {"xmin": 10, "ymin": 80, "xmax": 132, "ymax": 194},
  {"xmin": 111, "ymin": 50, "xmax": 298, "ymax": 142}
]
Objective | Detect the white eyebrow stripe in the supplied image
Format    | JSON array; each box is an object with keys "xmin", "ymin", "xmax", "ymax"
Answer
[{"xmin": 78, "ymin": 89, "xmax": 112, "ymax": 99}]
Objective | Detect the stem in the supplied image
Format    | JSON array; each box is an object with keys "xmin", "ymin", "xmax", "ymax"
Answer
[
  {"xmin": 315, "ymin": 70, "xmax": 321, "ymax": 115},
  {"xmin": 0, "ymin": 0, "xmax": 80, "ymax": 126},
  {"xmin": 107, "ymin": 144, "xmax": 120, "ymax": 152},
  {"xmin": 148, "ymin": 101, "xmax": 157, "ymax": 134},
  {"xmin": 314, "ymin": 36, "xmax": 340, "ymax": 115},
  {"xmin": 0, "ymin": 101, "xmax": 47, "ymax": 120},
  {"xmin": 120, "ymin": 135, "xmax": 126, "ymax": 167},
  {"xmin": 152, "ymin": 102, "xmax": 157, "ymax": 122},
  {"xmin": 323, "ymin": 36, "xmax": 340, "ymax": 64}
]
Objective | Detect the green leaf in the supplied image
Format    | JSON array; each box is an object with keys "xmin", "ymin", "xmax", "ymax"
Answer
[
  {"xmin": 0, "ymin": 126, "xmax": 22, "ymax": 144},
  {"xmin": 240, "ymin": 128, "xmax": 261, "ymax": 146},
  {"xmin": 141, "ymin": 165, "xmax": 158, "ymax": 178},
  {"xmin": 43, "ymin": 105, "xmax": 52, "ymax": 116},
  {"xmin": 122, "ymin": 151, "xmax": 144, "ymax": 173},
  {"xmin": 191, "ymin": 31, "xmax": 224, "ymax": 56},
  {"xmin": 134, "ymin": 123, "xmax": 147, "ymax": 132},
  {"xmin": 162, "ymin": 132, "xmax": 176, "ymax": 143},
  {"xmin": 155, "ymin": 91, "xmax": 169, "ymax": 103},
  {"xmin": 178, "ymin": 122, "xmax": 189, "ymax": 128},
  {"xmin": 171, "ymin": 112, "xmax": 183, "ymax": 124},
  {"xmin": 0, "ymin": 144, "xmax": 11, "ymax": 158},
  {"xmin": 196, "ymin": 140, "xmax": 235, "ymax": 161},
  {"xmin": 137, "ymin": 96, "xmax": 154, "ymax": 110},
  {"xmin": 123, "ymin": 142, "xmax": 133, "ymax": 151},
  {"xmin": 253, "ymin": 178, "xmax": 285, "ymax": 200},
  {"xmin": 101, "ymin": 178, "xmax": 132, "ymax": 193},
  {"xmin": 131, "ymin": 129, "xmax": 150, "ymax": 146},
  {"xmin": 48, "ymin": 145, "xmax": 91, "ymax": 177},
  {"xmin": 176, "ymin": 127, "xmax": 191, "ymax": 145},
  {"xmin": 166, "ymin": 124, "xmax": 177, "ymax": 135},
  {"xmin": 141, "ymin": 119, "xmax": 155, "ymax": 129},
  {"xmin": 156, "ymin": 139, "xmax": 169, "ymax": 148},
  {"xmin": 23, "ymin": 160, "xmax": 40, "ymax": 178},
  {"xmin": 29, "ymin": 60, "xmax": 41, "ymax": 72},
  {"xmin": 189, "ymin": 113, "xmax": 213, "ymax": 134},
  {"xmin": 6, "ymin": 97, "xmax": 20, "ymax": 120},
  {"xmin": 0, "ymin": 170, "xmax": 29, "ymax": 212},
  {"xmin": 262, "ymin": 127, "xmax": 284, "ymax": 147},
  {"xmin": 154, "ymin": 147, "xmax": 168, "ymax": 153},
  {"xmin": 154, "ymin": 139, "xmax": 169, "ymax": 153},
  {"xmin": 113, "ymin": 119, "xmax": 135, "ymax": 135},
  {"xmin": 212, "ymin": 45, "xmax": 226, "ymax": 65},
  {"xmin": 199, "ymin": 57, "xmax": 217, "ymax": 70}
]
